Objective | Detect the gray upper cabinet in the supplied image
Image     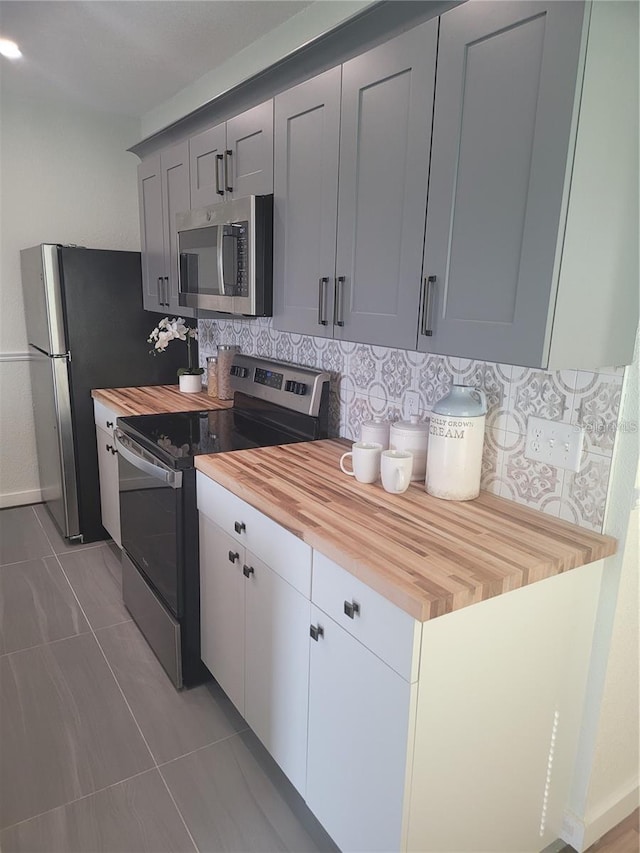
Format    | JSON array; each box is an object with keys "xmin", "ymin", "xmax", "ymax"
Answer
[
  {"xmin": 189, "ymin": 100, "xmax": 273, "ymax": 208},
  {"xmin": 138, "ymin": 141, "xmax": 194, "ymax": 317},
  {"xmin": 273, "ymin": 68, "xmax": 341, "ymax": 338},
  {"xmin": 274, "ymin": 20, "xmax": 438, "ymax": 346},
  {"xmin": 419, "ymin": 1, "xmax": 586, "ymax": 366},
  {"xmin": 334, "ymin": 21, "xmax": 437, "ymax": 346}
]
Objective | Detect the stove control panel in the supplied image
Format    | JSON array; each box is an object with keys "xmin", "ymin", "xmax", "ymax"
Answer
[{"xmin": 229, "ymin": 354, "xmax": 329, "ymax": 417}]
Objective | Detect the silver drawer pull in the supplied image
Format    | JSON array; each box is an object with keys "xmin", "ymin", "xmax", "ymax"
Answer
[
  {"xmin": 344, "ymin": 600, "xmax": 360, "ymax": 619},
  {"xmin": 421, "ymin": 275, "xmax": 436, "ymax": 337},
  {"xmin": 234, "ymin": 521, "xmax": 246, "ymax": 534},
  {"xmin": 310, "ymin": 624, "xmax": 324, "ymax": 642}
]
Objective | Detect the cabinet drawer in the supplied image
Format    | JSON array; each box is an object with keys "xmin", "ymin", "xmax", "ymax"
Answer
[
  {"xmin": 312, "ymin": 552, "xmax": 421, "ymax": 682},
  {"xmin": 197, "ymin": 473, "xmax": 311, "ymax": 597},
  {"xmin": 93, "ymin": 400, "xmax": 119, "ymax": 435}
]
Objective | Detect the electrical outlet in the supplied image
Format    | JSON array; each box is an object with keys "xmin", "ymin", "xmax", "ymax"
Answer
[
  {"xmin": 403, "ymin": 390, "xmax": 420, "ymax": 419},
  {"xmin": 524, "ymin": 416, "xmax": 584, "ymax": 472}
]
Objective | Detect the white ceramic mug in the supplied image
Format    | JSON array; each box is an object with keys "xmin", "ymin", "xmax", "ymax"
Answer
[
  {"xmin": 339, "ymin": 442, "xmax": 383, "ymax": 484},
  {"xmin": 380, "ymin": 450, "xmax": 413, "ymax": 494}
]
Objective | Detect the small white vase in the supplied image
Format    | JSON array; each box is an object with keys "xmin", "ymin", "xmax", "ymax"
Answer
[{"xmin": 179, "ymin": 374, "xmax": 202, "ymax": 393}]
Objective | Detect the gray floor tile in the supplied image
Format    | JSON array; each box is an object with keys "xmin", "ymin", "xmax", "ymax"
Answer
[
  {"xmin": 0, "ymin": 556, "xmax": 89, "ymax": 655},
  {"xmin": 161, "ymin": 730, "xmax": 336, "ymax": 853},
  {"xmin": 33, "ymin": 504, "xmax": 105, "ymax": 556},
  {"xmin": 96, "ymin": 619, "xmax": 246, "ymax": 764},
  {"xmin": 59, "ymin": 544, "xmax": 129, "ymax": 630},
  {"xmin": 0, "ymin": 633, "xmax": 154, "ymax": 829},
  {"xmin": 0, "ymin": 507, "xmax": 52, "ymax": 566},
  {"xmin": 0, "ymin": 769, "xmax": 196, "ymax": 852}
]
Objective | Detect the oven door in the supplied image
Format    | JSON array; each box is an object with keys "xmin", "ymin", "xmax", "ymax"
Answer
[{"xmin": 115, "ymin": 429, "xmax": 183, "ymax": 617}]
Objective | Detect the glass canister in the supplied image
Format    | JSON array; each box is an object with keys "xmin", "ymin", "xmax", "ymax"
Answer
[
  {"xmin": 216, "ymin": 344, "xmax": 240, "ymax": 400},
  {"xmin": 425, "ymin": 385, "xmax": 487, "ymax": 501},
  {"xmin": 206, "ymin": 356, "xmax": 218, "ymax": 398}
]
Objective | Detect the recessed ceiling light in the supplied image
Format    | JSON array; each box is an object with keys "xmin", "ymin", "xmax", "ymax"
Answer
[{"xmin": 0, "ymin": 38, "xmax": 22, "ymax": 59}]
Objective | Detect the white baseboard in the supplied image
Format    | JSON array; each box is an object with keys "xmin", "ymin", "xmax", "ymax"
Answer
[
  {"xmin": 561, "ymin": 779, "xmax": 640, "ymax": 851},
  {"xmin": 0, "ymin": 489, "xmax": 42, "ymax": 509}
]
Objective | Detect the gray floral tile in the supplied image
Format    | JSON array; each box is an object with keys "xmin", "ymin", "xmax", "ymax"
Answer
[
  {"xmin": 238, "ymin": 323, "xmax": 256, "ymax": 355},
  {"xmin": 351, "ymin": 344, "xmax": 378, "ymax": 390},
  {"xmin": 321, "ymin": 341, "xmax": 345, "ymax": 374},
  {"xmin": 295, "ymin": 335, "xmax": 323, "ymax": 367},
  {"xmin": 571, "ymin": 375, "xmax": 623, "ymax": 456},
  {"xmin": 482, "ymin": 363, "xmax": 511, "ymax": 429},
  {"xmin": 480, "ymin": 427, "xmax": 501, "ymax": 492},
  {"xmin": 416, "ymin": 356, "xmax": 454, "ymax": 410},
  {"xmin": 507, "ymin": 370, "xmax": 573, "ymax": 432},
  {"xmin": 255, "ymin": 328, "xmax": 273, "ymax": 358},
  {"xmin": 380, "ymin": 349, "xmax": 412, "ymax": 401},
  {"xmin": 501, "ymin": 431, "xmax": 565, "ymax": 509},
  {"xmin": 561, "ymin": 452, "xmax": 611, "ymax": 532},
  {"xmin": 450, "ymin": 358, "xmax": 485, "ymax": 386},
  {"xmin": 273, "ymin": 331, "xmax": 294, "ymax": 363}
]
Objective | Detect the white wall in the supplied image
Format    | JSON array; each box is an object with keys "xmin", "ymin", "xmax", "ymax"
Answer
[
  {"xmin": 141, "ymin": 0, "xmax": 374, "ymax": 137},
  {"xmin": 0, "ymin": 94, "xmax": 141, "ymax": 506},
  {"xmin": 563, "ymin": 329, "xmax": 640, "ymax": 850}
]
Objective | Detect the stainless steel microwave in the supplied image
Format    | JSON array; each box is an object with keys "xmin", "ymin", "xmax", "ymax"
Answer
[{"xmin": 176, "ymin": 195, "xmax": 272, "ymax": 316}]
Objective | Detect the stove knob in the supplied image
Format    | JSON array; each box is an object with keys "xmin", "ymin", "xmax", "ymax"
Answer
[
  {"xmin": 285, "ymin": 380, "xmax": 295, "ymax": 393},
  {"xmin": 231, "ymin": 366, "xmax": 248, "ymax": 378},
  {"xmin": 294, "ymin": 382, "xmax": 307, "ymax": 396}
]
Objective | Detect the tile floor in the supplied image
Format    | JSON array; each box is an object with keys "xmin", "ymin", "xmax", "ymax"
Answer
[{"xmin": 0, "ymin": 504, "xmax": 335, "ymax": 853}]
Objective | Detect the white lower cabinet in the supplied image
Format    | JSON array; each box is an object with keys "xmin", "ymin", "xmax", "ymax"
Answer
[
  {"xmin": 198, "ymin": 506, "xmax": 310, "ymax": 795},
  {"xmin": 198, "ymin": 475, "xmax": 604, "ymax": 852},
  {"xmin": 93, "ymin": 401, "xmax": 121, "ymax": 547},
  {"xmin": 306, "ymin": 603, "xmax": 416, "ymax": 853}
]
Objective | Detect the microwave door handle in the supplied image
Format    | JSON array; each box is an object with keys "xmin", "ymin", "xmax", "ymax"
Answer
[
  {"xmin": 217, "ymin": 225, "xmax": 226, "ymax": 295},
  {"xmin": 114, "ymin": 432, "xmax": 182, "ymax": 489}
]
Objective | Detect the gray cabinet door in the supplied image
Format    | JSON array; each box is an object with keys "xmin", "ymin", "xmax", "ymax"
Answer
[
  {"xmin": 419, "ymin": 1, "xmax": 585, "ymax": 366},
  {"xmin": 138, "ymin": 154, "xmax": 167, "ymax": 313},
  {"xmin": 226, "ymin": 100, "xmax": 274, "ymax": 199},
  {"xmin": 189, "ymin": 122, "xmax": 226, "ymax": 209},
  {"xmin": 273, "ymin": 68, "xmax": 341, "ymax": 338},
  {"xmin": 160, "ymin": 141, "xmax": 194, "ymax": 317},
  {"xmin": 334, "ymin": 19, "xmax": 437, "ymax": 348}
]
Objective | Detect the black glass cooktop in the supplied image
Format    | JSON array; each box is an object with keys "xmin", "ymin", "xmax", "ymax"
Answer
[{"xmin": 117, "ymin": 394, "xmax": 322, "ymax": 470}]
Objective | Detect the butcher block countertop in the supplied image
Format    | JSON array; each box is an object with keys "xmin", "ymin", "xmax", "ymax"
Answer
[
  {"xmin": 91, "ymin": 385, "xmax": 233, "ymax": 416},
  {"xmin": 195, "ymin": 439, "xmax": 617, "ymax": 622}
]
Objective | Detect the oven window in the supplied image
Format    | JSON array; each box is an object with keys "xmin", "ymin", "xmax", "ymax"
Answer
[{"xmin": 118, "ymin": 452, "xmax": 182, "ymax": 617}]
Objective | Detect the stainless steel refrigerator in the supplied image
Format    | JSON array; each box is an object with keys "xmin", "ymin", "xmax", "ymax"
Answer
[{"xmin": 22, "ymin": 244, "xmax": 192, "ymax": 544}]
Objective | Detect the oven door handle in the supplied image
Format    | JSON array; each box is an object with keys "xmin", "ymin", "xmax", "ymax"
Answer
[{"xmin": 115, "ymin": 431, "xmax": 183, "ymax": 489}]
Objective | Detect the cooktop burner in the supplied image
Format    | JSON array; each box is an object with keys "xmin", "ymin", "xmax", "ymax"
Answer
[{"xmin": 117, "ymin": 405, "xmax": 311, "ymax": 469}]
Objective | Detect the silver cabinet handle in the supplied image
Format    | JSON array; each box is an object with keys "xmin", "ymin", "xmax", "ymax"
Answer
[
  {"xmin": 234, "ymin": 521, "xmax": 246, "ymax": 534},
  {"xmin": 215, "ymin": 153, "xmax": 224, "ymax": 196},
  {"xmin": 157, "ymin": 277, "xmax": 163, "ymax": 306},
  {"xmin": 318, "ymin": 277, "xmax": 329, "ymax": 326},
  {"xmin": 344, "ymin": 600, "xmax": 360, "ymax": 619},
  {"xmin": 164, "ymin": 276, "xmax": 170, "ymax": 307},
  {"xmin": 224, "ymin": 150, "xmax": 233, "ymax": 193},
  {"xmin": 228, "ymin": 550, "xmax": 239, "ymax": 564},
  {"xmin": 106, "ymin": 420, "xmax": 114, "ymax": 429},
  {"xmin": 310, "ymin": 624, "xmax": 324, "ymax": 641},
  {"xmin": 242, "ymin": 564, "xmax": 254, "ymax": 578},
  {"xmin": 334, "ymin": 276, "xmax": 345, "ymax": 327},
  {"xmin": 421, "ymin": 275, "xmax": 436, "ymax": 337}
]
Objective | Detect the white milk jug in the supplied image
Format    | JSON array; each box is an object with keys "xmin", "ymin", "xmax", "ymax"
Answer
[{"xmin": 425, "ymin": 385, "xmax": 487, "ymax": 501}]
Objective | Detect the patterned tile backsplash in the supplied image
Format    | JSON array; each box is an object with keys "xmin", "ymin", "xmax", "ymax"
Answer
[{"xmin": 198, "ymin": 317, "xmax": 626, "ymax": 532}]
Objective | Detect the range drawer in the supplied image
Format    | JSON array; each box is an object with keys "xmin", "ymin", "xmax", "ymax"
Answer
[
  {"xmin": 93, "ymin": 400, "xmax": 119, "ymax": 435},
  {"xmin": 196, "ymin": 473, "xmax": 311, "ymax": 597},
  {"xmin": 312, "ymin": 551, "xmax": 421, "ymax": 682}
]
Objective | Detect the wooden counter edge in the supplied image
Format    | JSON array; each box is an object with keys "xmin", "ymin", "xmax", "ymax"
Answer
[{"xmin": 91, "ymin": 386, "xmax": 233, "ymax": 416}]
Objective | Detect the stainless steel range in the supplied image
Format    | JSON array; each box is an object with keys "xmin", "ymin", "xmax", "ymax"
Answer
[{"xmin": 114, "ymin": 355, "xmax": 330, "ymax": 688}]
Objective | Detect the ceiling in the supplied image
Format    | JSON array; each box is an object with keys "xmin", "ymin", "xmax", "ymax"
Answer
[{"xmin": 0, "ymin": 0, "xmax": 313, "ymax": 117}]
